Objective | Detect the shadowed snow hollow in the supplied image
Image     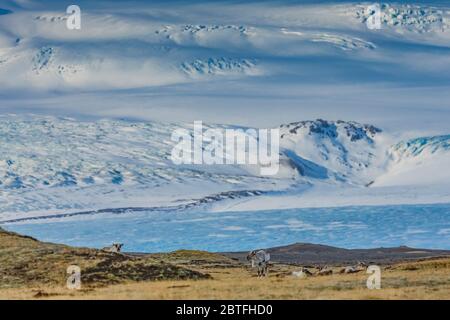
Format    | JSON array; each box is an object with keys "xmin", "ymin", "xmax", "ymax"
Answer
[{"xmin": 374, "ymin": 135, "xmax": 450, "ymax": 187}]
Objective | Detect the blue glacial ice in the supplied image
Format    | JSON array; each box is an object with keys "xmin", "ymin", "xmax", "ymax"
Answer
[{"xmin": 5, "ymin": 203, "xmax": 450, "ymax": 252}]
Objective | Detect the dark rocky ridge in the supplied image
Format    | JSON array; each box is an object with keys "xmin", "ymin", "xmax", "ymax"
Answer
[
  {"xmin": 222, "ymin": 242, "xmax": 450, "ymax": 266},
  {"xmin": 280, "ymin": 119, "xmax": 381, "ymax": 142}
]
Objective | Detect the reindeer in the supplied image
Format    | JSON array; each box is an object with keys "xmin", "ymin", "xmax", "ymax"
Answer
[
  {"xmin": 339, "ymin": 261, "xmax": 368, "ymax": 274},
  {"xmin": 292, "ymin": 267, "xmax": 314, "ymax": 278},
  {"xmin": 316, "ymin": 265, "xmax": 333, "ymax": 276},
  {"xmin": 247, "ymin": 250, "xmax": 270, "ymax": 278},
  {"xmin": 102, "ymin": 243, "xmax": 123, "ymax": 253}
]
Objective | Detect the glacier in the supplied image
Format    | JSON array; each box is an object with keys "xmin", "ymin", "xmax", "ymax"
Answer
[
  {"xmin": 0, "ymin": 0, "xmax": 449, "ymax": 250},
  {"xmin": 6, "ymin": 203, "xmax": 450, "ymax": 251},
  {"xmin": 0, "ymin": 115, "xmax": 449, "ymax": 223},
  {"xmin": 1, "ymin": 0, "xmax": 450, "ymax": 133}
]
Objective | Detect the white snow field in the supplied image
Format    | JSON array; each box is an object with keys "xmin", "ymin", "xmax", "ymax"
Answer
[
  {"xmin": 0, "ymin": 0, "xmax": 449, "ymax": 228},
  {"xmin": 0, "ymin": 1, "xmax": 450, "ymax": 130},
  {"xmin": 0, "ymin": 115, "xmax": 449, "ymax": 223}
]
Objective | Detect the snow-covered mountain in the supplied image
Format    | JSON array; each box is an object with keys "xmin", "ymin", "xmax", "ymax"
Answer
[
  {"xmin": 0, "ymin": 115, "xmax": 448, "ymax": 223},
  {"xmin": 0, "ymin": 1, "xmax": 449, "ymax": 223},
  {"xmin": 279, "ymin": 120, "xmax": 383, "ymax": 185}
]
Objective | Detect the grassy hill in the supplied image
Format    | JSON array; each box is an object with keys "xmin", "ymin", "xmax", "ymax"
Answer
[{"xmin": 0, "ymin": 227, "xmax": 210, "ymax": 289}]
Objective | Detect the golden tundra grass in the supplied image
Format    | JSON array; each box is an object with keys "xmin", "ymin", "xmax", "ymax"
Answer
[
  {"xmin": 1, "ymin": 258, "xmax": 449, "ymax": 300},
  {"xmin": 1, "ymin": 227, "xmax": 449, "ymax": 299}
]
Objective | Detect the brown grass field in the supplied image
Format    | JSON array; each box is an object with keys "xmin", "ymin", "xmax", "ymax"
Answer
[
  {"xmin": 1, "ymin": 227, "xmax": 449, "ymax": 300},
  {"xmin": 1, "ymin": 258, "xmax": 450, "ymax": 300}
]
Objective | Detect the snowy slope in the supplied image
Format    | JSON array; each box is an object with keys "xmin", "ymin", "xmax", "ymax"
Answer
[
  {"xmin": 0, "ymin": 115, "xmax": 449, "ymax": 223},
  {"xmin": 279, "ymin": 120, "xmax": 384, "ymax": 185},
  {"xmin": 0, "ymin": 115, "xmax": 293, "ymax": 220},
  {"xmin": 0, "ymin": 1, "xmax": 449, "ymax": 135},
  {"xmin": 0, "ymin": 0, "xmax": 449, "ymax": 92},
  {"xmin": 373, "ymin": 135, "xmax": 450, "ymax": 187}
]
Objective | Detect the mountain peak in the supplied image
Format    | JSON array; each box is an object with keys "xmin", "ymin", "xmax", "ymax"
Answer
[{"xmin": 280, "ymin": 119, "xmax": 381, "ymax": 143}]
